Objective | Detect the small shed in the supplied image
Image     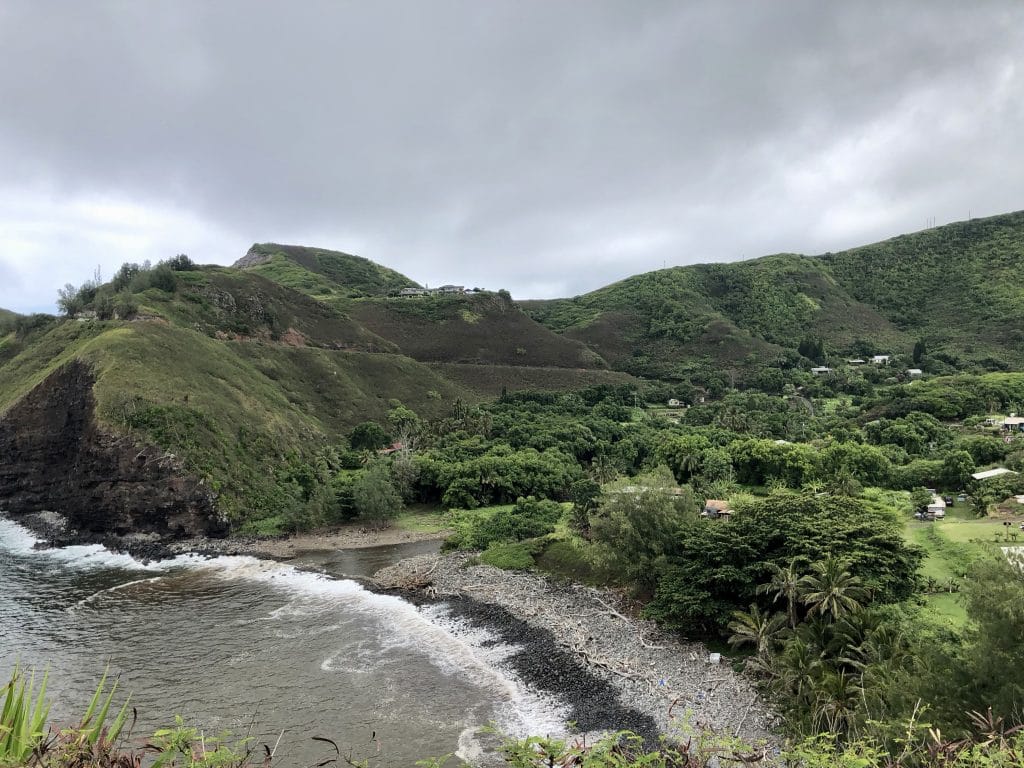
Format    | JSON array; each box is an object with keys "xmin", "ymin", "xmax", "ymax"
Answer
[
  {"xmin": 906, "ymin": 368, "xmax": 924, "ymax": 377},
  {"xmin": 927, "ymin": 494, "xmax": 947, "ymax": 519},
  {"xmin": 810, "ymin": 366, "xmax": 832, "ymax": 376},
  {"xmin": 702, "ymin": 499, "xmax": 733, "ymax": 519}
]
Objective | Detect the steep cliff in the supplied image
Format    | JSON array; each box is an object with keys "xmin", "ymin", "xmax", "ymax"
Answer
[{"xmin": 0, "ymin": 360, "xmax": 224, "ymax": 538}]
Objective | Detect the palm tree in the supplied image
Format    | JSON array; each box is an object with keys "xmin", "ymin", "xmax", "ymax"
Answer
[
  {"xmin": 728, "ymin": 604, "xmax": 788, "ymax": 665},
  {"xmin": 798, "ymin": 556, "xmax": 870, "ymax": 621},
  {"xmin": 812, "ymin": 669, "xmax": 863, "ymax": 736},
  {"xmin": 758, "ymin": 559, "xmax": 803, "ymax": 629}
]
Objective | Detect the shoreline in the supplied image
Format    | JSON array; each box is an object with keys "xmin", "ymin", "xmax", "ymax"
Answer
[
  {"xmin": 168, "ymin": 524, "xmax": 451, "ymax": 559},
  {"xmin": 4, "ymin": 510, "xmax": 778, "ymax": 749},
  {"xmin": 5, "ymin": 509, "xmax": 450, "ymax": 561},
  {"xmin": 374, "ymin": 552, "xmax": 779, "ymax": 749}
]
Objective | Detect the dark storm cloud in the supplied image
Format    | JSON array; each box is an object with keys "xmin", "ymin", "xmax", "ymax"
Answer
[{"xmin": 0, "ymin": 1, "xmax": 1021, "ymax": 311}]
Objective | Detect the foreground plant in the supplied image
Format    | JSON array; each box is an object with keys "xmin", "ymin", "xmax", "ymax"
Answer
[{"xmin": 0, "ymin": 667, "xmax": 50, "ymax": 765}]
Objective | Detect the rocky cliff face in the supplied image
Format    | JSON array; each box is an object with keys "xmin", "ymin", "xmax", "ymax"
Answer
[{"xmin": 0, "ymin": 361, "xmax": 225, "ymax": 539}]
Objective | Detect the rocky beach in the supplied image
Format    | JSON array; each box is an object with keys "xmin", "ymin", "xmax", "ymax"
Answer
[
  {"xmin": 8, "ymin": 508, "xmax": 779, "ymax": 752},
  {"xmin": 374, "ymin": 552, "xmax": 778, "ymax": 750}
]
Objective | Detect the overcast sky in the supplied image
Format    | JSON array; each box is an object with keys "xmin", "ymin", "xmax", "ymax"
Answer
[{"xmin": 1, "ymin": 2, "xmax": 1022, "ymax": 313}]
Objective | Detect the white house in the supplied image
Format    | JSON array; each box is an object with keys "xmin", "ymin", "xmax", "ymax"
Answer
[
  {"xmin": 871, "ymin": 355, "xmax": 891, "ymax": 364},
  {"xmin": 906, "ymin": 368, "xmax": 924, "ymax": 377},
  {"xmin": 927, "ymin": 494, "xmax": 947, "ymax": 519},
  {"xmin": 1003, "ymin": 415, "xmax": 1024, "ymax": 432},
  {"xmin": 971, "ymin": 467, "xmax": 1019, "ymax": 481},
  {"xmin": 810, "ymin": 366, "xmax": 832, "ymax": 376}
]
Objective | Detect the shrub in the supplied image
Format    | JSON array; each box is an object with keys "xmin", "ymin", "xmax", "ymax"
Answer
[
  {"xmin": 447, "ymin": 497, "xmax": 563, "ymax": 550},
  {"xmin": 148, "ymin": 264, "xmax": 178, "ymax": 293},
  {"xmin": 115, "ymin": 292, "xmax": 139, "ymax": 320},
  {"xmin": 164, "ymin": 254, "xmax": 198, "ymax": 271},
  {"xmin": 479, "ymin": 541, "xmax": 537, "ymax": 570}
]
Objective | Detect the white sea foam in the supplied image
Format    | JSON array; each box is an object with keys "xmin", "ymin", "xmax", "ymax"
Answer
[
  {"xmin": 0, "ymin": 516, "xmax": 194, "ymax": 572},
  {"xmin": 186, "ymin": 555, "xmax": 571, "ymax": 738},
  {"xmin": 0, "ymin": 518, "xmax": 570, "ymax": 742},
  {"xmin": 69, "ymin": 576, "xmax": 166, "ymax": 611},
  {"xmin": 0, "ymin": 516, "xmax": 47, "ymax": 555}
]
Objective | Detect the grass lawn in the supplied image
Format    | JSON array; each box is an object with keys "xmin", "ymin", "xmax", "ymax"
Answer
[
  {"xmin": 903, "ymin": 504, "xmax": 1012, "ymax": 628},
  {"xmin": 393, "ymin": 504, "xmax": 450, "ymax": 533}
]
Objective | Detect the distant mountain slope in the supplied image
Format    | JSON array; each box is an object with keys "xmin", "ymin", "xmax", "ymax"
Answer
[
  {"xmin": 524, "ymin": 254, "xmax": 910, "ymax": 378},
  {"xmin": 234, "ymin": 243, "xmax": 419, "ymax": 300},
  {"xmin": 526, "ymin": 211, "xmax": 1024, "ymax": 376},
  {"xmin": 236, "ymin": 244, "xmax": 611, "ymax": 369},
  {"xmin": 0, "ymin": 308, "xmax": 17, "ymax": 323},
  {"xmin": 823, "ymin": 210, "xmax": 1024, "ymax": 367},
  {"xmin": 351, "ymin": 292, "xmax": 609, "ymax": 369}
]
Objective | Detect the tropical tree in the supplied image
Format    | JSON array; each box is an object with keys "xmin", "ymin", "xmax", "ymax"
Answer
[
  {"xmin": 352, "ymin": 460, "xmax": 403, "ymax": 527},
  {"xmin": 727, "ymin": 604, "xmax": 788, "ymax": 663},
  {"xmin": 759, "ymin": 558, "xmax": 803, "ymax": 629},
  {"xmin": 798, "ymin": 557, "xmax": 870, "ymax": 620}
]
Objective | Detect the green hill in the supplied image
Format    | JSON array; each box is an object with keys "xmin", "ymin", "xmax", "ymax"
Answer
[
  {"xmin": 350, "ymin": 292, "xmax": 609, "ymax": 369},
  {"xmin": 0, "ymin": 264, "xmax": 469, "ymax": 535},
  {"xmin": 234, "ymin": 243, "xmax": 420, "ymax": 301},
  {"xmin": 525, "ymin": 211, "xmax": 1024, "ymax": 377},
  {"xmin": 0, "ymin": 261, "xmax": 631, "ymax": 537},
  {"xmin": 4, "ymin": 210, "xmax": 1024, "ymax": 537},
  {"xmin": 524, "ymin": 254, "xmax": 910, "ymax": 379},
  {"xmin": 0, "ymin": 308, "xmax": 17, "ymax": 323},
  {"xmin": 823, "ymin": 210, "xmax": 1024, "ymax": 368}
]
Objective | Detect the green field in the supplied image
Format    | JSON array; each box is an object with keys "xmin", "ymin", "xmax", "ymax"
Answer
[{"xmin": 903, "ymin": 506, "xmax": 1015, "ymax": 627}]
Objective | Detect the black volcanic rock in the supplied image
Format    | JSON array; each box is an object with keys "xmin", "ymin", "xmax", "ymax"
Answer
[{"xmin": 0, "ymin": 360, "xmax": 225, "ymax": 539}]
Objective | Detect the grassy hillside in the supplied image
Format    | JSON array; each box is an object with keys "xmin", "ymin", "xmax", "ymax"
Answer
[
  {"xmin": 823, "ymin": 210, "xmax": 1024, "ymax": 368},
  {"xmin": 525, "ymin": 255, "xmax": 910, "ymax": 379},
  {"xmin": 235, "ymin": 242, "xmax": 419, "ymax": 300},
  {"xmin": 526, "ymin": 211, "xmax": 1024, "ymax": 377},
  {"xmin": 137, "ymin": 267, "xmax": 396, "ymax": 351},
  {"xmin": 0, "ymin": 308, "xmax": 17, "ymax": 323},
  {"xmin": 351, "ymin": 292, "xmax": 609, "ymax": 368},
  {"xmin": 431, "ymin": 362, "xmax": 637, "ymax": 397},
  {"xmin": 0, "ymin": 315, "xmax": 472, "ymax": 529}
]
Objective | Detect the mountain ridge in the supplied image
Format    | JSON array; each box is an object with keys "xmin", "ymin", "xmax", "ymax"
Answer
[
  {"xmin": 2, "ymin": 208, "xmax": 1023, "ymax": 536},
  {"xmin": 523, "ymin": 209, "xmax": 1024, "ymax": 377}
]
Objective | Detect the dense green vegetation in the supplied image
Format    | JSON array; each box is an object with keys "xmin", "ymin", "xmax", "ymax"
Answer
[
  {"xmin": 5, "ymin": 213, "xmax": 1024, "ymax": 763},
  {"xmin": 411, "ymin": 372, "xmax": 1024, "ymax": 754},
  {"xmin": 825, "ymin": 211, "xmax": 1024, "ymax": 369},
  {"xmin": 525, "ymin": 210, "xmax": 1024, "ymax": 385}
]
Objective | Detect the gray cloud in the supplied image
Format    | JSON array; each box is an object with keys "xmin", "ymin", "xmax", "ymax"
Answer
[{"xmin": 1, "ymin": 1, "xmax": 1022, "ymax": 312}]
